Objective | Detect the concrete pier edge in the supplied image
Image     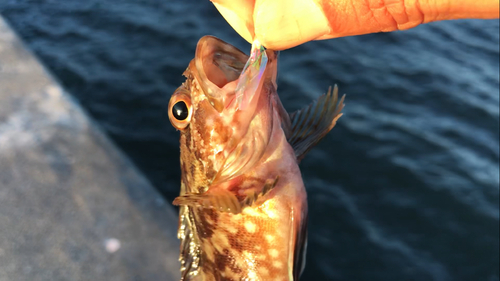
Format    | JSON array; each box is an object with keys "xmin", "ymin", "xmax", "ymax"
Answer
[{"xmin": 0, "ymin": 16, "xmax": 180, "ymax": 281}]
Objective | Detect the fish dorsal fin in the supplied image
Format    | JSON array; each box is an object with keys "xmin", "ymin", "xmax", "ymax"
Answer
[{"xmin": 287, "ymin": 85, "xmax": 345, "ymax": 161}]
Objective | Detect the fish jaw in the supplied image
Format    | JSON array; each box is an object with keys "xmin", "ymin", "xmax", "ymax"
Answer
[{"xmin": 190, "ymin": 36, "xmax": 247, "ymax": 113}]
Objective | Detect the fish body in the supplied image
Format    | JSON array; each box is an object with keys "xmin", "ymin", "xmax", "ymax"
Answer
[{"xmin": 168, "ymin": 36, "xmax": 344, "ymax": 281}]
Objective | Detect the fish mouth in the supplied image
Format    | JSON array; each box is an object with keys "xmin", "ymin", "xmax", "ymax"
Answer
[
  {"xmin": 187, "ymin": 36, "xmax": 280, "ymax": 185},
  {"xmin": 192, "ymin": 36, "xmax": 249, "ymax": 112}
]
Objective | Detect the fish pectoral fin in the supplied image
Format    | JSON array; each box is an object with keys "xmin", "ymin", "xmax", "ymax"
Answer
[
  {"xmin": 173, "ymin": 189, "xmax": 243, "ymax": 214},
  {"xmin": 173, "ymin": 177, "xmax": 279, "ymax": 214},
  {"xmin": 287, "ymin": 85, "xmax": 345, "ymax": 162},
  {"xmin": 240, "ymin": 176, "xmax": 279, "ymax": 208}
]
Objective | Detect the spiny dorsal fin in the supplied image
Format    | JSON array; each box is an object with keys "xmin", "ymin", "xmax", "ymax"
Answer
[{"xmin": 287, "ymin": 85, "xmax": 345, "ymax": 162}]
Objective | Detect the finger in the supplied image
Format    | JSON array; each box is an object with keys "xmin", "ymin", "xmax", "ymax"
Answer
[
  {"xmin": 212, "ymin": 0, "xmax": 256, "ymax": 43},
  {"xmin": 252, "ymin": 0, "xmax": 331, "ymax": 50},
  {"xmin": 317, "ymin": 0, "xmax": 500, "ymax": 40}
]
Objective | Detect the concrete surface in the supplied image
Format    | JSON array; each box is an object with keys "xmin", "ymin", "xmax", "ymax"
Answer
[{"xmin": 0, "ymin": 16, "xmax": 180, "ymax": 281}]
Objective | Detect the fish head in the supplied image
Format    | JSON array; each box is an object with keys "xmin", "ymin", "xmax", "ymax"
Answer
[{"xmin": 168, "ymin": 36, "xmax": 281, "ymax": 193}]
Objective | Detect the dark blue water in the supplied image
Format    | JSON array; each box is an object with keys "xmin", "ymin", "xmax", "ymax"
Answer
[{"xmin": 1, "ymin": 1, "xmax": 498, "ymax": 280}]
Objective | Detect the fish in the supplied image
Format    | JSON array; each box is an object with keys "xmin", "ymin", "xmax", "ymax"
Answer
[{"xmin": 168, "ymin": 35, "xmax": 345, "ymax": 281}]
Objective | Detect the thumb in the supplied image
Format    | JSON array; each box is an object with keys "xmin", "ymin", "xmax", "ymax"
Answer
[
  {"xmin": 211, "ymin": 0, "xmax": 256, "ymax": 43},
  {"xmin": 252, "ymin": 0, "xmax": 332, "ymax": 50},
  {"xmin": 212, "ymin": 0, "xmax": 332, "ymax": 50}
]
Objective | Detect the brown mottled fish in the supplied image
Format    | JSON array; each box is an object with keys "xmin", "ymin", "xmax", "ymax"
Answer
[{"xmin": 168, "ymin": 36, "xmax": 344, "ymax": 281}]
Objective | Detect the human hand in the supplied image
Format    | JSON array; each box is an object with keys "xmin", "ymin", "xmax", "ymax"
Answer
[{"xmin": 211, "ymin": 0, "xmax": 500, "ymax": 50}]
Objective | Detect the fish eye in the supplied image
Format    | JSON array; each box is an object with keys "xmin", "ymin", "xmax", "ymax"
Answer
[
  {"xmin": 168, "ymin": 91, "xmax": 192, "ymax": 130},
  {"xmin": 172, "ymin": 101, "xmax": 189, "ymax": 120}
]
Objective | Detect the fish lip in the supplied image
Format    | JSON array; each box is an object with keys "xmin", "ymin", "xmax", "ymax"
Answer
[{"xmin": 191, "ymin": 36, "xmax": 249, "ymax": 112}]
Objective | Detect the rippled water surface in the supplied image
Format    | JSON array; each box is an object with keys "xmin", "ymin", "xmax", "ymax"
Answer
[{"xmin": 1, "ymin": 1, "xmax": 498, "ymax": 280}]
